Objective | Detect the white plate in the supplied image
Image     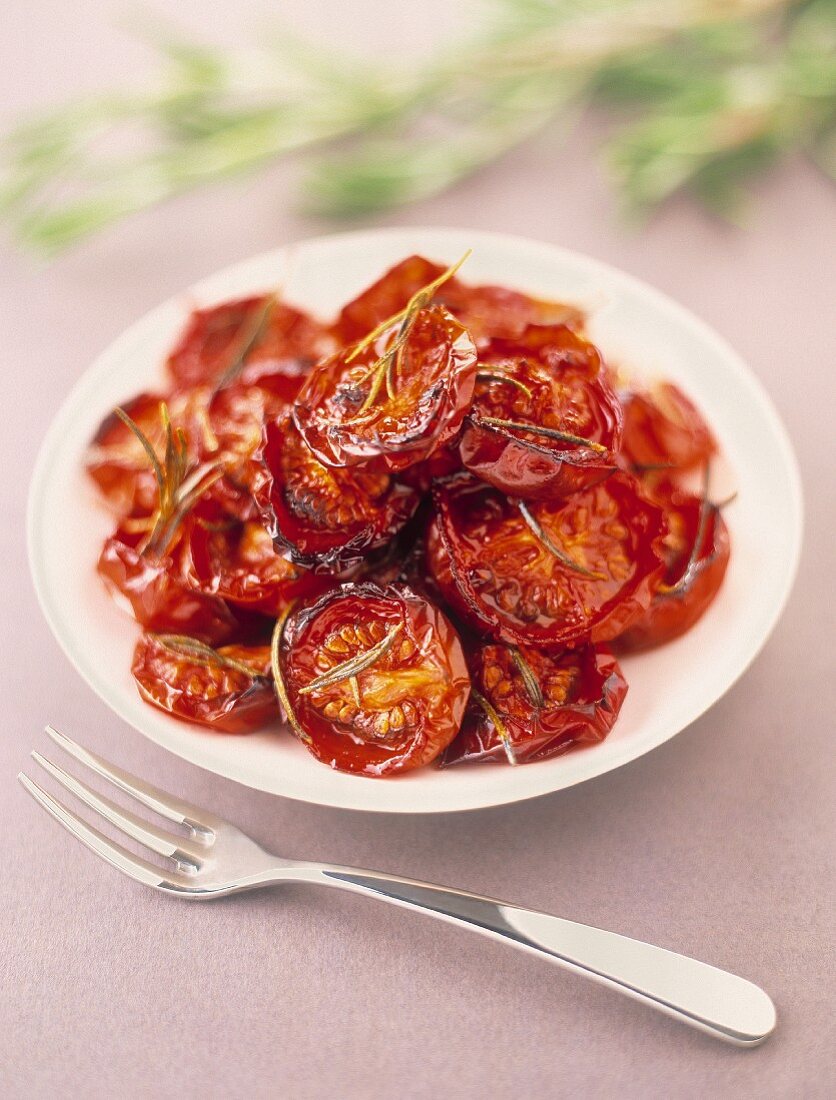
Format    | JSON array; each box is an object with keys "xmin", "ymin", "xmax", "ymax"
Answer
[{"xmin": 28, "ymin": 228, "xmax": 803, "ymax": 813}]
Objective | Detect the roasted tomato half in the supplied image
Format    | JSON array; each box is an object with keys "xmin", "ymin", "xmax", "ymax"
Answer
[
  {"xmin": 620, "ymin": 382, "xmax": 716, "ymax": 475},
  {"xmin": 443, "ymin": 643, "xmax": 627, "ymax": 765},
  {"xmin": 187, "ymin": 514, "xmax": 330, "ymax": 616},
  {"xmin": 428, "ymin": 473, "xmax": 666, "ymax": 648},
  {"xmin": 334, "ymin": 254, "xmax": 585, "ymax": 348},
  {"xmin": 279, "ymin": 583, "xmax": 470, "ymax": 776},
  {"xmin": 616, "ymin": 485, "xmax": 730, "ymax": 651},
  {"xmin": 254, "ymin": 413, "xmax": 419, "ymax": 570},
  {"xmin": 132, "ymin": 633, "xmax": 276, "ymax": 733},
  {"xmin": 98, "ymin": 525, "xmax": 237, "ymax": 645},
  {"xmin": 294, "ymin": 305, "xmax": 477, "ymax": 471},
  {"xmin": 460, "ymin": 326, "xmax": 622, "ymax": 500},
  {"xmin": 167, "ymin": 294, "xmax": 332, "ymax": 390}
]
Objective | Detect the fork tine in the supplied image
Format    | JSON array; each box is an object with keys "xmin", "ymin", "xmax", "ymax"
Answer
[
  {"xmin": 18, "ymin": 773, "xmax": 189, "ymax": 892},
  {"xmin": 45, "ymin": 725, "xmax": 216, "ymax": 835},
  {"xmin": 31, "ymin": 751, "xmax": 202, "ymax": 868}
]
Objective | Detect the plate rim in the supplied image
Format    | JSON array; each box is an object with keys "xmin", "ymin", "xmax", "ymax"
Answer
[{"xmin": 27, "ymin": 225, "xmax": 804, "ymax": 814}]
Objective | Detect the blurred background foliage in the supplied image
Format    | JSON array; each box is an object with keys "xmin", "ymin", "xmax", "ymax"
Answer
[{"xmin": 2, "ymin": 0, "xmax": 834, "ymax": 254}]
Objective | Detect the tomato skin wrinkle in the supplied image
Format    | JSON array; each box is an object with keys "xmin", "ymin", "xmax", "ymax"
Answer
[
  {"xmin": 282, "ymin": 583, "xmax": 470, "ymax": 776},
  {"xmin": 254, "ymin": 412, "xmax": 420, "ymax": 571},
  {"xmin": 293, "ymin": 305, "xmax": 477, "ymax": 472},
  {"xmin": 443, "ymin": 643, "xmax": 627, "ymax": 765},
  {"xmin": 428, "ymin": 472, "xmax": 667, "ymax": 649}
]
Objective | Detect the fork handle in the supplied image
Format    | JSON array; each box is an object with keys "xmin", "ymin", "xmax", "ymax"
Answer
[{"xmin": 291, "ymin": 866, "xmax": 775, "ymax": 1045}]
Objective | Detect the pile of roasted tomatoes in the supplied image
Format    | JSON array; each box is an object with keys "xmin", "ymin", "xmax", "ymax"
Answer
[{"xmin": 86, "ymin": 253, "xmax": 730, "ymax": 778}]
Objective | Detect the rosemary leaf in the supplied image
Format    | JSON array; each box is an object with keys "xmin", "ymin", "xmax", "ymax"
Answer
[
  {"xmin": 518, "ymin": 499, "xmax": 605, "ymax": 580},
  {"xmin": 270, "ymin": 602, "xmax": 312, "ymax": 743},
  {"xmin": 297, "ymin": 623, "xmax": 402, "ymax": 695}
]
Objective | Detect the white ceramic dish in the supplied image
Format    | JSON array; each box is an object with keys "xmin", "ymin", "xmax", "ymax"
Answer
[{"xmin": 28, "ymin": 227, "xmax": 802, "ymax": 813}]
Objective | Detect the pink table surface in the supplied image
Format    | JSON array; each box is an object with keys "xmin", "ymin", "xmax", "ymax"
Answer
[{"xmin": 2, "ymin": 4, "xmax": 834, "ymax": 1097}]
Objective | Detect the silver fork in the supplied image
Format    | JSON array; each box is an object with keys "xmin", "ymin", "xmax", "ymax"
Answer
[{"xmin": 19, "ymin": 725, "xmax": 776, "ymax": 1047}]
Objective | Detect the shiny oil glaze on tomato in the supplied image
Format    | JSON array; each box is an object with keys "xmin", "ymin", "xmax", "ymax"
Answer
[
  {"xmin": 280, "ymin": 584, "xmax": 470, "ymax": 776},
  {"xmin": 443, "ymin": 642, "xmax": 627, "ymax": 765},
  {"xmin": 86, "ymin": 253, "xmax": 731, "ymax": 777},
  {"xmin": 429, "ymin": 472, "xmax": 667, "ymax": 649}
]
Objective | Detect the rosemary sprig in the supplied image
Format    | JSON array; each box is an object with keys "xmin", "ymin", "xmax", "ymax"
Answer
[
  {"xmin": 714, "ymin": 490, "xmax": 739, "ymax": 510},
  {"xmin": 349, "ymin": 675, "xmax": 362, "ymax": 706},
  {"xmin": 348, "ymin": 250, "xmax": 471, "ymax": 360},
  {"xmin": 346, "ymin": 251, "xmax": 470, "ymax": 417},
  {"xmin": 115, "ymin": 407, "xmax": 164, "ymax": 495},
  {"xmin": 475, "ymin": 371, "xmax": 534, "ymax": 400},
  {"xmin": 270, "ymin": 601, "xmax": 311, "ymax": 743},
  {"xmin": 478, "ymin": 415, "xmax": 608, "ymax": 453},
  {"xmin": 3, "ymin": 1, "xmax": 832, "ymax": 254},
  {"xmin": 509, "ymin": 645, "xmax": 544, "ymax": 710},
  {"xmin": 115, "ymin": 402, "xmax": 222, "ymax": 557},
  {"xmin": 518, "ymin": 499, "xmax": 605, "ymax": 580},
  {"xmin": 628, "ymin": 461, "xmax": 677, "ymax": 473},
  {"xmin": 212, "ymin": 293, "xmax": 278, "ymax": 393},
  {"xmin": 658, "ymin": 463, "xmax": 714, "ymax": 597},
  {"xmin": 297, "ymin": 623, "xmax": 402, "ymax": 695},
  {"xmin": 471, "ymin": 688, "xmax": 518, "ymax": 766},
  {"xmin": 153, "ymin": 634, "xmax": 263, "ymax": 678}
]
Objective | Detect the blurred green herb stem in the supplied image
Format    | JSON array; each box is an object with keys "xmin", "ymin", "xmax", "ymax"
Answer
[{"xmin": 2, "ymin": 0, "xmax": 834, "ymax": 254}]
